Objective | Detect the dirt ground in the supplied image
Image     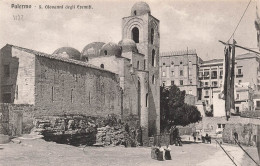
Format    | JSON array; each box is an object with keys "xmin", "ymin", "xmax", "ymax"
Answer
[{"xmin": 0, "ymin": 137, "xmax": 259, "ymax": 166}]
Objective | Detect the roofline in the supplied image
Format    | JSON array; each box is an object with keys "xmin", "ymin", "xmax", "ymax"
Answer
[{"xmin": 6, "ymin": 44, "xmax": 117, "ymax": 75}]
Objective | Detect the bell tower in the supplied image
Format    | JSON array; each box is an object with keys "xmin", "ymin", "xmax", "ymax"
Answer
[{"xmin": 122, "ymin": 2, "xmax": 160, "ymax": 138}]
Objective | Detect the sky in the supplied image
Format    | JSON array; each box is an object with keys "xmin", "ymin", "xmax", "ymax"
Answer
[{"xmin": 0, "ymin": 0, "xmax": 258, "ymax": 61}]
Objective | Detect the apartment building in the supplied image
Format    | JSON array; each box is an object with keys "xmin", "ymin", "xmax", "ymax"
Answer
[
  {"xmin": 160, "ymin": 49, "xmax": 202, "ymax": 97},
  {"xmin": 160, "ymin": 52, "xmax": 260, "ymax": 114}
]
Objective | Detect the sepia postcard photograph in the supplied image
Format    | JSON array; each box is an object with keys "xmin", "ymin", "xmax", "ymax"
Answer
[{"xmin": 0, "ymin": 0, "xmax": 260, "ymax": 165}]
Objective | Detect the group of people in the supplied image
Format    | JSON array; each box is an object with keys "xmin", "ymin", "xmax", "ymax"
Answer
[{"xmin": 152, "ymin": 144, "xmax": 172, "ymax": 161}]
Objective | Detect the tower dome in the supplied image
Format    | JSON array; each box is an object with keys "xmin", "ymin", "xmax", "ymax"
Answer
[
  {"xmin": 53, "ymin": 47, "xmax": 81, "ymax": 60},
  {"xmin": 118, "ymin": 39, "xmax": 138, "ymax": 53},
  {"xmin": 100, "ymin": 42, "xmax": 122, "ymax": 57},
  {"xmin": 81, "ymin": 42, "xmax": 105, "ymax": 61},
  {"xmin": 131, "ymin": 2, "xmax": 151, "ymax": 16}
]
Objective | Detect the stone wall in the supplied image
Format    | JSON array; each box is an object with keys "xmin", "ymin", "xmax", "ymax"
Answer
[
  {"xmin": 0, "ymin": 45, "xmax": 36, "ymax": 104},
  {"xmin": 34, "ymin": 55, "xmax": 122, "ymax": 117},
  {"xmin": 0, "ymin": 103, "xmax": 34, "ymax": 136},
  {"xmin": 223, "ymin": 123, "xmax": 258, "ymax": 146},
  {"xmin": 35, "ymin": 114, "xmax": 142, "ymax": 147},
  {"xmin": 201, "ymin": 116, "xmax": 260, "ymax": 144}
]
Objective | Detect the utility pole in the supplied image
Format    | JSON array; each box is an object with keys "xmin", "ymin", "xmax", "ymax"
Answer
[
  {"xmin": 230, "ymin": 40, "xmax": 236, "ymax": 115},
  {"xmin": 224, "ymin": 46, "xmax": 231, "ymax": 120}
]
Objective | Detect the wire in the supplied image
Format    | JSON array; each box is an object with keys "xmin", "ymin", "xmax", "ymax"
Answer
[{"xmin": 227, "ymin": 0, "xmax": 252, "ymax": 42}]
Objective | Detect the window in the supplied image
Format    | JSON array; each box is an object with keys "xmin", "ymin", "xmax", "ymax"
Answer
[
  {"xmin": 137, "ymin": 61, "xmax": 139, "ymax": 69},
  {"xmin": 199, "ymin": 72, "xmax": 203, "ymax": 78},
  {"xmin": 238, "ymin": 68, "xmax": 242, "ymax": 75},
  {"xmin": 104, "ymin": 50, "xmax": 107, "ymax": 55},
  {"xmin": 222, "ymin": 124, "xmax": 225, "ymax": 128},
  {"xmin": 162, "ymin": 81, "xmax": 165, "ymax": 86},
  {"xmin": 134, "ymin": 10, "xmax": 136, "ymax": 15},
  {"xmin": 163, "ymin": 71, "xmax": 166, "ymax": 77},
  {"xmin": 51, "ymin": 86, "xmax": 54, "ymax": 102},
  {"xmin": 218, "ymin": 124, "xmax": 221, "ymax": 129},
  {"xmin": 4, "ymin": 64, "xmax": 10, "ymax": 77},
  {"xmin": 171, "ymin": 71, "xmax": 174, "ymax": 76},
  {"xmin": 236, "ymin": 94, "xmax": 240, "ymax": 100},
  {"xmin": 180, "ymin": 70, "xmax": 183, "ymax": 76},
  {"xmin": 144, "ymin": 60, "xmax": 146, "ymax": 70},
  {"xmin": 236, "ymin": 107, "xmax": 240, "ymax": 113},
  {"xmin": 146, "ymin": 93, "xmax": 148, "ymax": 107},
  {"xmin": 100, "ymin": 64, "xmax": 104, "ymax": 69},
  {"xmin": 171, "ymin": 61, "xmax": 174, "ymax": 65},
  {"xmin": 257, "ymin": 101, "xmax": 260, "ymax": 107},
  {"xmin": 151, "ymin": 28, "xmax": 154, "ymax": 44},
  {"xmin": 171, "ymin": 81, "xmax": 174, "ymax": 85},
  {"xmin": 205, "ymin": 90, "xmax": 209, "ymax": 96},
  {"xmin": 205, "ymin": 82, "xmax": 209, "ymax": 87},
  {"xmin": 2, "ymin": 93, "xmax": 11, "ymax": 103},
  {"xmin": 238, "ymin": 80, "xmax": 242, "ymax": 84},
  {"xmin": 180, "ymin": 80, "xmax": 183, "ymax": 85},
  {"xmin": 212, "ymin": 81, "xmax": 218, "ymax": 87},
  {"xmin": 211, "ymin": 71, "xmax": 217, "ymax": 79},
  {"xmin": 152, "ymin": 75, "xmax": 155, "ymax": 84},
  {"xmin": 220, "ymin": 70, "xmax": 223, "ymax": 78},
  {"xmin": 180, "ymin": 61, "xmax": 183, "ymax": 65},
  {"xmin": 163, "ymin": 63, "xmax": 165, "ymax": 65},
  {"xmin": 204, "ymin": 71, "xmax": 210, "ymax": 78},
  {"xmin": 71, "ymin": 89, "xmax": 73, "ymax": 103},
  {"xmin": 132, "ymin": 27, "xmax": 139, "ymax": 43},
  {"xmin": 152, "ymin": 49, "xmax": 156, "ymax": 67}
]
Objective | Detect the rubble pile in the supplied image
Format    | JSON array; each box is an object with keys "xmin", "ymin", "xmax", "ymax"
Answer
[
  {"xmin": 35, "ymin": 115, "xmax": 98, "ymax": 146},
  {"xmin": 32, "ymin": 114, "xmax": 142, "ymax": 147}
]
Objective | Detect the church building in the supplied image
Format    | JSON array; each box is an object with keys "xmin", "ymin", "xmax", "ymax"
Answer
[{"xmin": 0, "ymin": 2, "xmax": 160, "ymax": 145}]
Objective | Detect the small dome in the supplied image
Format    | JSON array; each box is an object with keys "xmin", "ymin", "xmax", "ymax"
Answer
[
  {"xmin": 53, "ymin": 47, "xmax": 81, "ymax": 60},
  {"xmin": 100, "ymin": 42, "xmax": 122, "ymax": 57},
  {"xmin": 118, "ymin": 39, "xmax": 138, "ymax": 53},
  {"xmin": 81, "ymin": 42, "xmax": 105, "ymax": 60},
  {"xmin": 131, "ymin": 2, "xmax": 151, "ymax": 16}
]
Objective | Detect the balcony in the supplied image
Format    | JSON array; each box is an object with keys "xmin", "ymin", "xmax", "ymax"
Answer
[
  {"xmin": 236, "ymin": 74, "xmax": 243, "ymax": 78},
  {"xmin": 211, "ymin": 76, "xmax": 217, "ymax": 79},
  {"xmin": 203, "ymin": 76, "xmax": 210, "ymax": 80}
]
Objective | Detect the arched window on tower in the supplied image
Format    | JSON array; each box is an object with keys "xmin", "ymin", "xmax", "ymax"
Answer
[
  {"xmin": 152, "ymin": 49, "xmax": 156, "ymax": 67},
  {"xmin": 152, "ymin": 75, "xmax": 155, "ymax": 84},
  {"xmin": 134, "ymin": 10, "xmax": 137, "ymax": 15},
  {"xmin": 104, "ymin": 50, "xmax": 107, "ymax": 55},
  {"xmin": 151, "ymin": 28, "xmax": 154, "ymax": 44},
  {"xmin": 132, "ymin": 27, "xmax": 139, "ymax": 43},
  {"xmin": 100, "ymin": 64, "xmax": 104, "ymax": 69}
]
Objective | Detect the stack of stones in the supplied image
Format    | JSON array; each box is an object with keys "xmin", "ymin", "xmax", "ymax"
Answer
[{"xmin": 96, "ymin": 125, "xmax": 126, "ymax": 146}]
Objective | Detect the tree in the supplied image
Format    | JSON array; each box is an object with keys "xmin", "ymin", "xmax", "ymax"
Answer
[{"xmin": 160, "ymin": 85, "xmax": 202, "ymax": 132}]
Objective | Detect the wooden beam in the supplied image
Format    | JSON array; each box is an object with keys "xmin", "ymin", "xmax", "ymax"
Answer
[{"xmin": 219, "ymin": 40, "xmax": 260, "ymax": 55}]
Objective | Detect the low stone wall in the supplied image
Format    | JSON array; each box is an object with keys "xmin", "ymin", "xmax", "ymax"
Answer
[
  {"xmin": 223, "ymin": 123, "xmax": 258, "ymax": 146},
  {"xmin": 0, "ymin": 103, "xmax": 34, "ymax": 136},
  {"xmin": 0, "ymin": 103, "xmax": 144, "ymax": 147},
  {"xmin": 201, "ymin": 116, "xmax": 260, "ymax": 137}
]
